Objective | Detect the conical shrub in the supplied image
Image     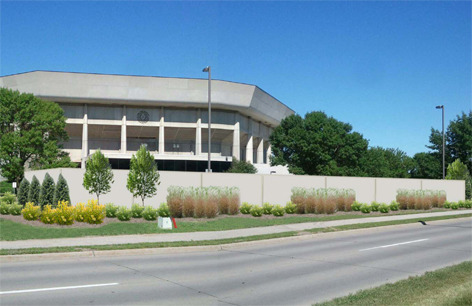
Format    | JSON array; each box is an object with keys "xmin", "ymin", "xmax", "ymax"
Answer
[
  {"xmin": 53, "ymin": 174, "xmax": 71, "ymax": 205},
  {"xmin": 28, "ymin": 176, "xmax": 41, "ymax": 205},
  {"xmin": 17, "ymin": 178, "xmax": 30, "ymax": 206},
  {"xmin": 39, "ymin": 173, "xmax": 55, "ymax": 208}
]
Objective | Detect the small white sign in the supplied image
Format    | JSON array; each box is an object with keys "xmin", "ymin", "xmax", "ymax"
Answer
[
  {"xmin": 158, "ymin": 217, "xmax": 173, "ymax": 230},
  {"xmin": 12, "ymin": 182, "xmax": 17, "ymax": 188}
]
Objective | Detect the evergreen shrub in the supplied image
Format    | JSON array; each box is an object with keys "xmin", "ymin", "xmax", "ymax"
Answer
[
  {"xmin": 39, "ymin": 173, "xmax": 55, "ymax": 208},
  {"xmin": 28, "ymin": 176, "xmax": 41, "ymax": 205},
  {"xmin": 53, "ymin": 174, "xmax": 71, "ymax": 205},
  {"xmin": 17, "ymin": 178, "xmax": 30, "ymax": 206}
]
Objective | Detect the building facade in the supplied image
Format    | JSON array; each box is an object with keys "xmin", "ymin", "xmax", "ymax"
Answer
[{"xmin": 0, "ymin": 71, "xmax": 294, "ymax": 172}]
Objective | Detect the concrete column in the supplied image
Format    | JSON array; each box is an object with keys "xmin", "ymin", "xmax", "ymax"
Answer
[
  {"xmin": 196, "ymin": 118, "xmax": 202, "ymax": 155},
  {"xmin": 246, "ymin": 135, "xmax": 253, "ymax": 164},
  {"xmin": 266, "ymin": 144, "xmax": 271, "ymax": 165},
  {"xmin": 256, "ymin": 138, "xmax": 264, "ymax": 164},
  {"xmin": 232, "ymin": 122, "xmax": 240, "ymax": 160},
  {"xmin": 121, "ymin": 105, "xmax": 127, "ymax": 153},
  {"xmin": 158, "ymin": 116, "xmax": 165, "ymax": 154},
  {"xmin": 81, "ymin": 104, "xmax": 88, "ymax": 169}
]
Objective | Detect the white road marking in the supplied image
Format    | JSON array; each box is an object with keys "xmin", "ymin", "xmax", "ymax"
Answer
[
  {"xmin": 0, "ymin": 282, "xmax": 119, "ymax": 295},
  {"xmin": 359, "ymin": 238, "xmax": 429, "ymax": 252}
]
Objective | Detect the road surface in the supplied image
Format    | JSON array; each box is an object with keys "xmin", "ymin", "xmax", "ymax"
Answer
[{"xmin": 1, "ymin": 218, "xmax": 471, "ymax": 305}]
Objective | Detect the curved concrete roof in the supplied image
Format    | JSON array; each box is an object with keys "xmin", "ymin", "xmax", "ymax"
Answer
[{"xmin": 0, "ymin": 71, "xmax": 294, "ymax": 127}]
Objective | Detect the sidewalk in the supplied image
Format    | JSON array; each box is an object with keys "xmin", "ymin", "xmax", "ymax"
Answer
[{"xmin": 1, "ymin": 210, "xmax": 471, "ymax": 250}]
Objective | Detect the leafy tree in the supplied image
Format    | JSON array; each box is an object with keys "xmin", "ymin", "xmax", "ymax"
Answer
[
  {"xmin": 410, "ymin": 152, "xmax": 442, "ymax": 179},
  {"xmin": 28, "ymin": 175, "xmax": 41, "ymax": 204},
  {"xmin": 39, "ymin": 173, "xmax": 55, "ymax": 208},
  {"xmin": 83, "ymin": 149, "xmax": 114, "ymax": 204},
  {"xmin": 226, "ymin": 157, "xmax": 257, "ymax": 174},
  {"xmin": 0, "ymin": 88, "xmax": 70, "ymax": 185},
  {"xmin": 127, "ymin": 145, "xmax": 160, "ymax": 206},
  {"xmin": 446, "ymin": 159, "xmax": 471, "ymax": 199},
  {"xmin": 270, "ymin": 112, "xmax": 368, "ymax": 175},
  {"xmin": 360, "ymin": 147, "xmax": 413, "ymax": 178},
  {"xmin": 53, "ymin": 174, "xmax": 71, "ymax": 205},
  {"xmin": 17, "ymin": 177, "xmax": 30, "ymax": 206}
]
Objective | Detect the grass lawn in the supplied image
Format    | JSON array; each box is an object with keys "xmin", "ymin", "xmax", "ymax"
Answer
[
  {"xmin": 315, "ymin": 261, "xmax": 472, "ymax": 306},
  {"xmin": 1, "ymin": 214, "xmax": 470, "ymax": 255},
  {"xmin": 1, "ymin": 210, "xmax": 466, "ymax": 241}
]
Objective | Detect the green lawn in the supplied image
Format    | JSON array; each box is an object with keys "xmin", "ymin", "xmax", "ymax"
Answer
[
  {"xmin": 0, "ymin": 210, "xmax": 462, "ymax": 241},
  {"xmin": 315, "ymin": 261, "xmax": 472, "ymax": 306}
]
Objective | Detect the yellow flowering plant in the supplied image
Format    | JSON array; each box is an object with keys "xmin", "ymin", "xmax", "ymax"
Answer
[
  {"xmin": 55, "ymin": 201, "xmax": 75, "ymax": 225},
  {"xmin": 40, "ymin": 205, "xmax": 56, "ymax": 224},
  {"xmin": 21, "ymin": 202, "xmax": 41, "ymax": 221},
  {"xmin": 84, "ymin": 200, "xmax": 106, "ymax": 224},
  {"xmin": 74, "ymin": 202, "xmax": 87, "ymax": 222}
]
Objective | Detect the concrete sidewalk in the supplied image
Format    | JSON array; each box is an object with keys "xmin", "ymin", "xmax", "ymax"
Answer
[{"xmin": 1, "ymin": 210, "xmax": 471, "ymax": 250}]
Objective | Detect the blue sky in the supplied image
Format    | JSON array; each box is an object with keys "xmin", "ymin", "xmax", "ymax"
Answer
[{"xmin": 1, "ymin": 1, "xmax": 470, "ymax": 157}]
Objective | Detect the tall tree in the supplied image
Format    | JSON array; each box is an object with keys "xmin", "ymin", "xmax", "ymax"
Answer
[
  {"xmin": 270, "ymin": 112, "xmax": 368, "ymax": 176},
  {"xmin": 360, "ymin": 147, "xmax": 413, "ymax": 178},
  {"xmin": 127, "ymin": 145, "xmax": 160, "ymax": 206},
  {"xmin": 226, "ymin": 157, "xmax": 257, "ymax": 174},
  {"xmin": 53, "ymin": 174, "xmax": 71, "ymax": 205},
  {"xmin": 83, "ymin": 149, "xmax": 114, "ymax": 204},
  {"xmin": 446, "ymin": 159, "xmax": 471, "ymax": 199},
  {"xmin": 28, "ymin": 175, "xmax": 41, "ymax": 204},
  {"xmin": 17, "ymin": 177, "xmax": 30, "ymax": 206},
  {"xmin": 39, "ymin": 173, "xmax": 55, "ymax": 208},
  {"xmin": 0, "ymin": 88, "xmax": 70, "ymax": 184},
  {"xmin": 410, "ymin": 152, "xmax": 442, "ymax": 179}
]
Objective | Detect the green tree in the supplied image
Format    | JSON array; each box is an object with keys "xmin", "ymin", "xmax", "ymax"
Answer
[
  {"xmin": 270, "ymin": 112, "xmax": 368, "ymax": 175},
  {"xmin": 127, "ymin": 145, "xmax": 160, "ymax": 206},
  {"xmin": 83, "ymin": 149, "xmax": 114, "ymax": 204},
  {"xmin": 0, "ymin": 88, "xmax": 71, "ymax": 185},
  {"xmin": 446, "ymin": 159, "xmax": 471, "ymax": 199},
  {"xmin": 39, "ymin": 173, "xmax": 55, "ymax": 208},
  {"xmin": 17, "ymin": 177, "xmax": 30, "ymax": 206},
  {"xmin": 360, "ymin": 147, "xmax": 413, "ymax": 178},
  {"xmin": 53, "ymin": 174, "xmax": 71, "ymax": 205},
  {"xmin": 410, "ymin": 152, "xmax": 442, "ymax": 179},
  {"xmin": 28, "ymin": 175, "xmax": 41, "ymax": 204},
  {"xmin": 226, "ymin": 157, "xmax": 257, "ymax": 174}
]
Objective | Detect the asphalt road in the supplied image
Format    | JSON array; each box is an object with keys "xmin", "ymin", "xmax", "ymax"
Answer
[{"xmin": 1, "ymin": 218, "xmax": 471, "ymax": 306}]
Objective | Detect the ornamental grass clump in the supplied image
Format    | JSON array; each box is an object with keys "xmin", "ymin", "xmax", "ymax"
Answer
[
  {"xmin": 21, "ymin": 202, "xmax": 41, "ymax": 221},
  {"xmin": 8, "ymin": 203, "xmax": 23, "ymax": 215},
  {"xmin": 291, "ymin": 187, "xmax": 306, "ymax": 214},
  {"xmin": 291, "ymin": 187, "xmax": 355, "ymax": 214},
  {"xmin": 205, "ymin": 188, "xmax": 219, "ymax": 218},
  {"xmin": 55, "ymin": 201, "xmax": 75, "ymax": 225},
  {"xmin": 262, "ymin": 202, "xmax": 273, "ymax": 215},
  {"xmin": 284, "ymin": 202, "xmax": 296, "ymax": 214},
  {"xmin": 227, "ymin": 187, "xmax": 240, "ymax": 215},
  {"xmin": 142, "ymin": 206, "xmax": 158, "ymax": 221},
  {"xmin": 131, "ymin": 203, "xmax": 145, "ymax": 218},
  {"xmin": 40, "ymin": 205, "xmax": 55, "ymax": 224},
  {"xmin": 272, "ymin": 205, "xmax": 285, "ymax": 217},
  {"xmin": 240, "ymin": 202, "xmax": 252, "ymax": 214},
  {"xmin": 84, "ymin": 200, "xmax": 106, "ymax": 224},
  {"xmin": 194, "ymin": 188, "xmax": 206, "ymax": 218},
  {"xmin": 396, "ymin": 189, "xmax": 446, "ymax": 210},
  {"xmin": 167, "ymin": 186, "xmax": 184, "ymax": 218},
  {"xmin": 182, "ymin": 188, "xmax": 196, "ymax": 217},
  {"xmin": 105, "ymin": 203, "xmax": 119, "ymax": 218}
]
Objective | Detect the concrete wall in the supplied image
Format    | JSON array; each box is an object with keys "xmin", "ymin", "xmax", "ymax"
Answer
[{"xmin": 24, "ymin": 168, "xmax": 466, "ymax": 207}]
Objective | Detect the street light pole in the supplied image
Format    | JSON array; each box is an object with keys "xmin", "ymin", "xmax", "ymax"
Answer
[
  {"xmin": 436, "ymin": 105, "xmax": 445, "ymax": 179},
  {"xmin": 203, "ymin": 66, "xmax": 212, "ymax": 172}
]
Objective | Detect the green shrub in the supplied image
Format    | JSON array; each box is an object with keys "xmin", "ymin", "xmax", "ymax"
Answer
[
  {"xmin": 284, "ymin": 202, "xmax": 297, "ymax": 214},
  {"xmin": 21, "ymin": 202, "xmax": 41, "ymax": 221},
  {"xmin": 0, "ymin": 203, "xmax": 10, "ymax": 215},
  {"xmin": 84, "ymin": 200, "xmax": 106, "ymax": 224},
  {"xmin": 55, "ymin": 201, "xmax": 75, "ymax": 225},
  {"xmin": 116, "ymin": 207, "xmax": 132, "ymax": 221},
  {"xmin": 40, "ymin": 205, "xmax": 55, "ymax": 224},
  {"xmin": 451, "ymin": 202, "xmax": 459, "ymax": 210},
  {"xmin": 53, "ymin": 174, "xmax": 71, "ymax": 205},
  {"xmin": 443, "ymin": 201, "xmax": 451, "ymax": 209},
  {"xmin": 17, "ymin": 178, "xmax": 30, "ymax": 206},
  {"xmin": 105, "ymin": 203, "xmax": 119, "ymax": 218},
  {"xmin": 262, "ymin": 202, "xmax": 273, "ymax": 215},
  {"xmin": 131, "ymin": 203, "xmax": 144, "ymax": 218},
  {"xmin": 39, "ymin": 173, "xmax": 55, "ymax": 208},
  {"xmin": 351, "ymin": 201, "xmax": 362, "ymax": 211},
  {"xmin": 458, "ymin": 201, "xmax": 465, "ymax": 208},
  {"xmin": 389, "ymin": 201, "xmax": 399, "ymax": 211},
  {"xmin": 465, "ymin": 200, "xmax": 472, "ymax": 209},
  {"xmin": 240, "ymin": 202, "xmax": 252, "ymax": 214},
  {"xmin": 250, "ymin": 205, "xmax": 263, "ymax": 217},
  {"xmin": 272, "ymin": 205, "xmax": 285, "ymax": 217},
  {"xmin": 9, "ymin": 203, "xmax": 23, "ymax": 215},
  {"xmin": 379, "ymin": 203, "xmax": 389, "ymax": 213},
  {"xmin": 143, "ymin": 206, "xmax": 158, "ymax": 221},
  {"xmin": 360, "ymin": 204, "xmax": 371, "ymax": 214},
  {"xmin": 28, "ymin": 176, "xmax": 41, "ymax": 204},
  {"xmin": 1, "ymin": 192, "xmax": 16, "ymax": 205},
  {"xmin": 158, "ymin": 203, "xmax": 170, "ymax": 217},
  {"xmin": 371, "ymin": 202, "xmax": 380, "ymax": 212}
]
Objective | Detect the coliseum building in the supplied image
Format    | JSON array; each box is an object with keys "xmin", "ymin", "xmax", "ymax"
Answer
[{"xmin": 0, "ymin": 71, "xmax": 294, "ymax": 172}]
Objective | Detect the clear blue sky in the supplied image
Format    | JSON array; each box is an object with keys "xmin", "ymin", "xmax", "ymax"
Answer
[{"xmin": 1, "ymin": 1, "xmax": 470, "ymax": 157}]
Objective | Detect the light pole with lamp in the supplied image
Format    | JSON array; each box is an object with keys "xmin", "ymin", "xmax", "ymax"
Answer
[
  {"xmin": 202, "ymin": 66, "xmax": 212, "ymax": 172},
  {"xmin": 435, "ymin": 105, "xmax": 445, "ymax": 179}
]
